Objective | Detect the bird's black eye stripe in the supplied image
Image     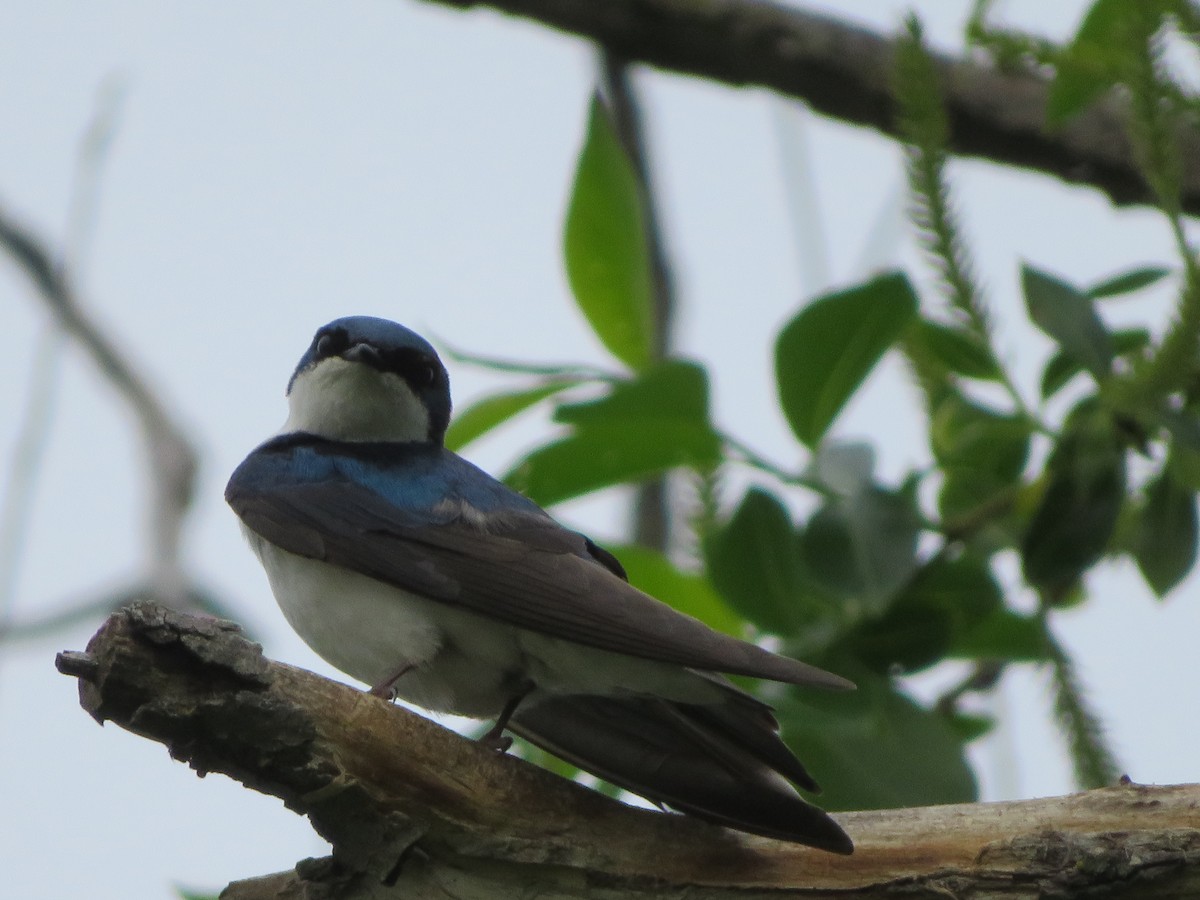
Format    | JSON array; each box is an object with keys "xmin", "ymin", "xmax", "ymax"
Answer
[
  {"xmin": 383, "ymin": 348, "xmax": 439, "ymax": 387},
  {"xmin": 311, "ymin": 332, "xmax": 439, "ymax": 387},
  {"xmin": 314, "ymin": 328, "xmax": 349, "ymax": 360}
]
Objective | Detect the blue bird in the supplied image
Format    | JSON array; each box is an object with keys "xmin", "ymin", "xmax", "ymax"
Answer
[{"xmin": 226, "ymin": 316, "xmax": 854, "ymax": 853}]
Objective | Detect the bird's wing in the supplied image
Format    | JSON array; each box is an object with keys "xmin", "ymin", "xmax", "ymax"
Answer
[
  {"xmin": 226, "ymin": 474, "xmax": 852, "ymax": 690},
  {"xmin": 510, "ymin": 693, "xmax": 854, "ymax": 853}
]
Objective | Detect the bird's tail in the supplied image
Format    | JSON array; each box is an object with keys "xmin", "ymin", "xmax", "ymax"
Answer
[{"xmin": 509, "ymin": 693, "xmax": 853, "ymax": 854}]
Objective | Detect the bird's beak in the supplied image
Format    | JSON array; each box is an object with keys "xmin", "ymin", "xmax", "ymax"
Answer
[{"xmin": 342, "ymin": 343, "xmax": 384, "ymax": 367}]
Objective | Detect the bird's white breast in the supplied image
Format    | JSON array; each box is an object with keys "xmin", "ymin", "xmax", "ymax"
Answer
[
  {"xmin": 243, "ymin": 528, "xmax": 731, "ymax": 719},
  {"xmin": 245, "ymin": 528, "xmax": 526, "ymax": 717}
]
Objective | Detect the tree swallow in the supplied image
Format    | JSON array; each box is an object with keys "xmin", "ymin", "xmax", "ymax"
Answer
[{"xmin": 226, "ymin": 316, "xmax": 855, "ymax": 853}]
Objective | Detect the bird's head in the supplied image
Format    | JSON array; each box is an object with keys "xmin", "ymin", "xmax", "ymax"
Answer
[{"xmin": 284, "ymin": 316, "xmax": 451, "ymax": 443}]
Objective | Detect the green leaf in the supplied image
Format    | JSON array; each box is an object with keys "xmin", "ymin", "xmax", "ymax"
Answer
[
  {"xmin": 1040, "ymin": 351, "xmax": 1082, "ymax": 400},
  {"xmin": 1087, "ymin": 265, "xmax": 1171, "ymax": 299},
  {"xmin": 563, "ymin": 95, "xmax": 654, "ymax": 371},
  {"xmin": 1163, "ymin": 409, "xmax": 1200, "ymax": 490},
  {"xmin": 607, "ymin": 544, "xmax": 745, "ymax": 638},
  {"xmin": 842, "ymin": 554, "xmax": 1003, "ymax": 674},
  {"xmin": 1021, "ymin": 400, "xmax": 1126, "ymax": 593},
  {"xmin": 949, "ymin": 607, "xmax": 1051, "ymax": 661},
  {"xmin": 1047, "ymin": 48, "xmax": 1116, "ymax": 126},
  {"xmin": 1046, "ymin": 0, "xmax": 1153, "ymax": 125},
  {"xmin": 937, "ymin": 469, "xmax": 1019, "ymax": 540},
  {"xmin": 777, "ymin": 661, "xmax": 977, "ymax": 811},
  {"xmin": 946, "ymin": 712, "xmax": 996, "ymax": 742},
  {"xmin": 931, "ymin": 395, "xmax": 1030, "ymax": 478},
  {"xmin": 1022, "ymin": 264, "xmax": 1113, "ymax": 380},
  {"xmin": 1040, "ymin": 328, "xmax": 1150, "ymax": 399},
  {"xmin": 932, "ymin": 394, "xmax": 1031, "ymax": 522},
  {"xmin": 444, "ymin": 381, "xmax": 579, "ymax": 452},
  {"xmin": 506, "ymin": 361, "xmax": 721, "ymax": 506},
  {"xmin": 705, "ymin": 489, "xmax": 818, "ymax": 635},
  {"xmin": 1047, "ymin": 0, "xmax": 1184, "ymax": 125},
  {"xmin": 776, "ymin": 272, "xmax": 919, "ymax": 448},
  {"xmin": 554, "ymin": 360, "xmax": 706, "ymax": 426},
  {"xmin": 799, "ymin": 483, "xmax": 923, "ymax": 616},
  {"xmin": 1112, "ymin": 328, "xmax": 1153, "ymax": 357},
  {"xmin": 1160, "ymin": 408, "xmax": 1200, "ymax": 453},
  {"xmin": 507, "ymin": 422, "xmax": 717, "ymax": 507},
  {"xmin": 1134, "ymin": 468, "xmax": 1198, "ymax": 597},
  {"xmin": 910, "ymin": 319, "xmax": 1001, "ymax": 381}
]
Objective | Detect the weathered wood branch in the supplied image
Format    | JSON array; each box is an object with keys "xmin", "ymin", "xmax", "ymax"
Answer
[
  {"xmin": 58, "ymin": 603, "xmax": 1200, "ymax": 898},
  {"xmin": 422, "ymin": 0, "xmax": 1200, "ymax": 216}
]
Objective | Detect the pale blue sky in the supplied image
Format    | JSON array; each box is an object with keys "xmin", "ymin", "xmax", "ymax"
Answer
[{"xmin": 1, "ymin": 1, "xmax": 1196, "ymax": 896}]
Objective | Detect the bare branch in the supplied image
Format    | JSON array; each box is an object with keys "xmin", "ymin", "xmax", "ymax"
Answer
[
  {"xmin": 427, "ymin": 0, "xmax": 1200, "ymax": 215},
  {"xmin": 0, "ymin": 83, "xmax": 124, "ymax": 628},
  {"xmin": 60, "ymin": 603, "xmax": 1200, "ymax": 899},
  {"xmin": 598, "ymin": 53, "xmax": 675, "ymax": 552},
  {"xmin": 0, "ymin": 205, "xmax": 198, "ymax": 606}
]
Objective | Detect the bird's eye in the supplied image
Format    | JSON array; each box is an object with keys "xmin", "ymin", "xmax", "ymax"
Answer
[
  {"xmin": 414, "ymin": 363, "xmax": 437, "ymax": 387},
  {"xmin": 315, "ymin": 329, "xmax": 348, "ymax": 359}
]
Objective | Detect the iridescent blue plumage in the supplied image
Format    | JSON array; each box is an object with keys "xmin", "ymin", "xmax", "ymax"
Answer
[{"xmin": 231, "ymin": 434, "xmax": 546, "ymax": 521}]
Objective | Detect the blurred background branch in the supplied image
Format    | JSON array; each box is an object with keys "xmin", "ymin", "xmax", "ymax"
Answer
[
  {"xmin": 0, "ymin": 83, "xmax": 217, "ymax": 643},
  {"xmin": 431, "ymin": 0, "xmax": 1200, "ymax": 215}
]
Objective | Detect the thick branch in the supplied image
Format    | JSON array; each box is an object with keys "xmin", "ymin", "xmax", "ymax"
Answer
[
  {"xmin": 59, "ymin": 603, "xmax": 1200, "ymax": 898},
  {"xmin": 426, "ymin": 0, "xmax": 1200, "ymax": 215}
]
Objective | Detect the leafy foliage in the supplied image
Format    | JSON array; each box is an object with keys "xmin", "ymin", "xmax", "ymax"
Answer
[
  {"xmin": 778, "ymin": 660, "xmax": 978, "ymax": 811},
  {"xmin": 505, "ymin": 360, "xmax": 721, "ymax": 506},
  {"xmin": 452, "ymin": 0, "xmax": 1200, "ymax": 810}
]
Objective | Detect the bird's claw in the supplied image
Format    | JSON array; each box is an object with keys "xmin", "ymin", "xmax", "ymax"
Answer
[
  {"xmin": 369, "ymin": 662, "xmax": 416, "ymax": 701},
  {"xmin": 478, "ymin": 731, "xmax": 513, "ymax": 753}
]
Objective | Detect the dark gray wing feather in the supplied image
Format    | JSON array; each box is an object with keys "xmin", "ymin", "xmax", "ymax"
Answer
[
  {"xmin": 509, "ymin": 694, "xmax": 854, "ymax": 853},
  {"xmin": 228, "ymin": 478, "xmax": 853, "ymax": 689}
]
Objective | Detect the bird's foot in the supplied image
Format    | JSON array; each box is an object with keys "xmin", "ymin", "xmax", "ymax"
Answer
[
  {"xmin": 475, "ymin": 681, "xmax": 533, "ymax": 753},
  {"xmin": 478, "ymin": 729, "xmax": 513, "ymax": 753},
  {"xmin": 369, "ymin": 662, "xmax": 415, "ymax": 701}
]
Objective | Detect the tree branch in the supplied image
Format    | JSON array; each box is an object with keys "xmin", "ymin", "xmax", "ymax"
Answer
[
  {"xmin": 59, "ymin": 603, "xmax": 1200, "ymax": 898},
  {"xmin": 599, "ymin": 52, "xmax": 675, "ymax": 552},
  {"xmin": 425, "ymin": 0, "xmax": 1200, "ymax": 215},
  {"xmin": 0, "ymin": 204, "xmax": 199, "ymax": 610}
]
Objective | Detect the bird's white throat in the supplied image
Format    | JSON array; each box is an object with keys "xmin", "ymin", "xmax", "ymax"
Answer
[{"xmin": 284, "ymin": 357, "xmax": 430, "ymax": 442}]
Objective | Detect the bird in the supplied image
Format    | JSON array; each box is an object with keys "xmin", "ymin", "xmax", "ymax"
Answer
[{"xmin": 225, "ymin": 315, "xmax": 855, "ymax": 854}]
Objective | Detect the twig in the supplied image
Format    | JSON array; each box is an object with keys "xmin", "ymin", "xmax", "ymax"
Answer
[
  {"xmin": 0, "ymin": 206, "xmax": 198, "ymax": 607},
  {"xmin": 0, "ymin": 79, "xmax": 127, "ymax": 632},
  {"xmin": 0, "ymin": 324, "xmax": 65, "ymax": 628},
  {"xmin": 599, "ymin": 51, "xmax": 675, "ymax": 552}
]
